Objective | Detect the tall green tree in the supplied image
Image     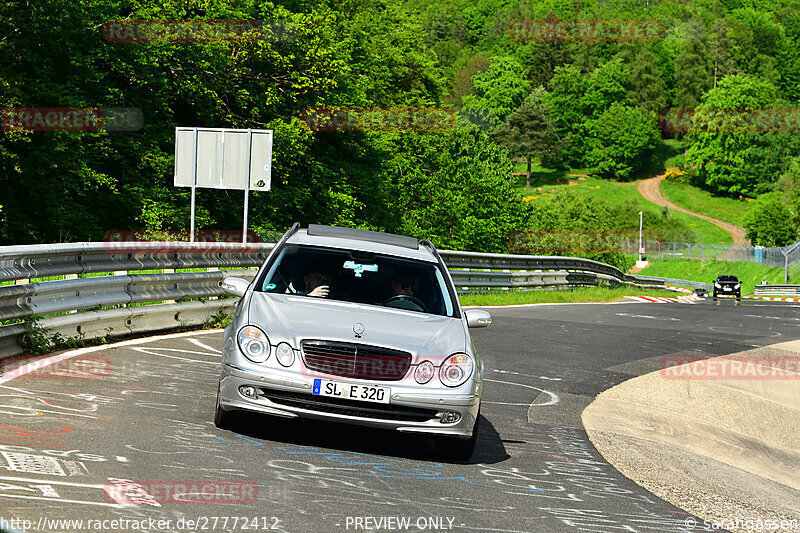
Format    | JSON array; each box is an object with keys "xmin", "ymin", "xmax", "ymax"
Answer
[
  {"xmin": 461, "ymin": 56, "xmax": 531, "ymax": 131},
  {"xmin": 587, "ymin": 104, "xmax": 661, "ymax": 180},
  {"xmin": 684, "ymin": 74, "xmax": 779, "ymax": 196},
  {"xmin": 493, "ymin": 87, "xmax": 557, "ymax": 187},
  {"xmin": 617, "ymin": 45, "xmax": 666, "ymax": 113},
  {"xmin": 675, "ymin": 36, "xmax": 713, "ymax": 109}
]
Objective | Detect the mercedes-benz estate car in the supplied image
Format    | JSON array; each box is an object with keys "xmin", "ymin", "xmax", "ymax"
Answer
[
  {"xmin": 215, "ymin": 224, "xmax": 491, "ymax": 460},
  {"xmin": 713, "ymin": 274, "xmax": 741, "ymax": 300}
]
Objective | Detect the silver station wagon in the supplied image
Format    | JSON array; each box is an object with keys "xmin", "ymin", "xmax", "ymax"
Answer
[{"xmin": 215, "ymin": 224, "xmax": 491, "ymax": 460}]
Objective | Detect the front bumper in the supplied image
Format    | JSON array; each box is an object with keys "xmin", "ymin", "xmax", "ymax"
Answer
[{"xmin": 218, "ymin": 364, "xmax": 481, "ymax": 439}]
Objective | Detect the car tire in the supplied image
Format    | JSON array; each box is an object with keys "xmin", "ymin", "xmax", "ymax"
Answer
[
  {"xmin": 214, "ymin": 385, "xmax": 238, "ymax": 430},
  {"xmin": 435, "ymin": 411, "xmax": 480, "ymax": 462},
  {"xmin": 713, "ymin": 291, "xmax": 718, "ymax": 299}
]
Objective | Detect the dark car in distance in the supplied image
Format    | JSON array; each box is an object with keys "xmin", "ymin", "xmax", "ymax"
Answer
[{"xmin": 713, "ymin": 275, "xmax": 741, "ymax": 300}]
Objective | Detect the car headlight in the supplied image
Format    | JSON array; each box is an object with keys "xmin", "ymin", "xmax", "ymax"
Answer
[
  {"xmin": 715, "ymin": 283, "xmax": 721, "ymax": 288},
  {"xmin": 414, "ymin": 361, "xmax": 435, "ymax": 384},
  {"xmin": 237, "ymin": 325, "xmax": 270, "ymax": 363},
  {"xmin": 734, "ymin": 283, "xmax": 741, "ymax": 289},
  {"xmin": 275, "ymin": 342, "xmax": 295, "ymax": 367},
  {"xmin": 439, "ymin": 353, "xmax": 473, "ymax": 387}
]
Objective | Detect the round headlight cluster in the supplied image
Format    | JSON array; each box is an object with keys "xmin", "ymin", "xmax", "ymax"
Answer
[
  {"xmin": 275, "ymin": 342, "xmax": 295, "ymax": 367},
  {"xmin": 237, "ymin": 325, "xmax": 270, "ymax": 363},
  {"xmin": 414, "ymin": 361, "xmax": 435, "ymax": 384},
  {"xmin": 439, "ymin": 353, "xmax": 473, "ymax": 387}
]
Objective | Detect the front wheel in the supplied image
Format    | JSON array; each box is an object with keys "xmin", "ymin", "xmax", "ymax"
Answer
[
  {"xmin": 435, "ymin": 412, "xmax": 480, "ymax": 462},
  {"xmin": 214, "ymin": 384, "xmax": 238, "ymax": 430}
]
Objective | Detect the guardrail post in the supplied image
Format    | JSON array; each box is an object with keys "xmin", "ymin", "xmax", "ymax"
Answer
[
  {"xmin": 783, "ymin": 250, "xmax": 790, "ymax": 283},
  {"xmin": 700, "ymin": 244, "xmax": 704, "ymax": 260}
]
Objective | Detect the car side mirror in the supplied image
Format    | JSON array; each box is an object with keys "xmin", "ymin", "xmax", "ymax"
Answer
[
  {"xmin": 465, "ymin": 309, "xmax": 492, "ymax": 328},
  {"xmin": 221, "ymin": 277, "xmax": 250, "ymax": 297}
]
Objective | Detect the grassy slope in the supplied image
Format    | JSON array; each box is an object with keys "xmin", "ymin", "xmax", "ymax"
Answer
[
  {"xmin": 517, "ymin": 173, "xmax": 733, "ymax": 245},
  {"xmin": 512, "ymin": 140, "xmax": 734, "ymax": 245},
  {"xmin": 637, "ymin": 260, "xmax": 800, "ymax": 294},
  {"xmin": 660, "ymin": 179, "xmax": 750, "ymax": 227},
  {"xmin": 459, "ymin": 286, "xmax": 681, "ymax": 306}
]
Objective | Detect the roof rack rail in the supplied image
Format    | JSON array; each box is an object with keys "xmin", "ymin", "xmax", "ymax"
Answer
[
  {"xmin": 419, "ymin": 238, "xmax": 444, "ymax": 265},
  {"xmin": 307, "ymin": 224, "xmax": 419, "ymax": 250}
]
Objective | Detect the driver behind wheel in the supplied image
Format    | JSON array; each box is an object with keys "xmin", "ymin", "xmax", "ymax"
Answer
[{"xmin": 385, "ymin": 275, "xmax": 424, "ymax": 311}]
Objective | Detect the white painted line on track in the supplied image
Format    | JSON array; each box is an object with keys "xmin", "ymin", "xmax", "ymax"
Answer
[
  {"xmin": 483, "ymin": 378, "xmax": 560, "ymax": 406},
  {"xmin": 131, "ymin": 347, "xmax": 218, "ymax": 365},
  {"xmin": 188, "ymin": 338, "xmax": 222, "ymax": 353},
  {"xmin": 616, "ymin": 312, "xmax": 681, "ymax": 321},
  {"xmin": 0, "ymin": 329, "xmax": 222, "ymax": 384}
]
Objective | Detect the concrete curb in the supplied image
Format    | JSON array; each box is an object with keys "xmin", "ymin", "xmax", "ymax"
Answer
[{"xmin": 582, "ymin": 341, "xmax": 800, "ymax": 528}]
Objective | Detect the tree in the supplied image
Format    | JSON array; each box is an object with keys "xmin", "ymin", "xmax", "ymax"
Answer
[
  {"xmin": 710, "ymin": 19, "xmax": 736, "ymax": 88},
  {"xmin": 674, "ymin": 35, "xmax": 713, "ymax": 110},
  {"xmin": 743, "ymin": 192, "xmax": 795, "ymax": 246},
  {"xmin": 587, "ymin": 104, "xmax": 661, "ymax": 180},
  {"xmin": 493, "ymin": 87, "xmax": 557, "ymax": 187},
  {"xmin": 461, "ymin": 56, "xmax": 531, "ymax": 132},
  {"xmin": 684, "ymin": 74, "xmax": 779, "ymax": 196},
  {"xmin": 617, "ymin": 45, "xmax": 666, "ymax": 113}
]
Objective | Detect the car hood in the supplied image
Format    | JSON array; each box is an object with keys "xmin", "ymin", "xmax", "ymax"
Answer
[{"xmin": 247, "ymin": 292, "xmax": 467, "ymax": 359}]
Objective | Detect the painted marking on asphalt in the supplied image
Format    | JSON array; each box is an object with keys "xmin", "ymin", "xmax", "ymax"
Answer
[
  {"xmin": 188, "ymin": 338, "xmax": 222, "ymax": 353},
  {"xmin": 0, "ymin": 330, "xmax": 222, "ymax": 385},
  {"xmin": 625, "ymin": 295, "xmax": 700, "ymax": 304},
  {"xmin": 616, "ymin": 313, "xmax": 680, "ymax": 321},
  {"xmin": 130, "ymin": 347, "xmax": 218, "ymax": 365},
  {"xmin": 483, "ymin": 378, "xmax": 560, "ymax": 406},
  {"xmin": 491, "ymin": 369, "xmax": 562, "ymax": 381},
  {"xmin": 135, "ymin": 347, "xmax": 220, "ymax": 357}
]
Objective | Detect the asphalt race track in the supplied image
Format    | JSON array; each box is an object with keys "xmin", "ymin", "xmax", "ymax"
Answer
[{"xmin": 1, "ymin": 298, "xmax": 798, "ymax": 533}]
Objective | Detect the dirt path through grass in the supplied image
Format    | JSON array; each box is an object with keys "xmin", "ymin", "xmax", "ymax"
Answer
[{"xmin": 638, "ymin": 172, "xmax": 750, "ymax": 246}]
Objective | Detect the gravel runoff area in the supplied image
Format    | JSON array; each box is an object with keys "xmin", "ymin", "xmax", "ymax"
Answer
[{"xmin": 583, "ymin": 340, "xmax": 800, "ymax": 532}]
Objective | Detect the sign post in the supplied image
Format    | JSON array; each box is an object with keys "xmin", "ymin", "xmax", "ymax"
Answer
[{"xmin": 174, "ymin": 127, "xmax": 273, "ymax": 242}]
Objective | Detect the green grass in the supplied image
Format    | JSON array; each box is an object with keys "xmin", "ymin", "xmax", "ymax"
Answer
[
  {"xmin": 660, "ymin": 179, "xmax": 750, "ymax": 227},
  {"xmin": 458, "ymin": 286, "xmax": 681, "ymax": 306},
  {"xmin": 520, "ymin": 174, "xmax": 733, "ymax": 245},
  {"xmin": 637, "ymin": 259, "xmax": 800, "ymax": 294}
]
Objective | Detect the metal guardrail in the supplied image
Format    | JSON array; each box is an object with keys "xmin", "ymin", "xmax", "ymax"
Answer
[
  {"xmin": 0, "ymin": 242, "xmax": 691, "ymax": 358},
  {"xmin": 753, "ymin": 284, "xmax": 800, "ymax": 296}
]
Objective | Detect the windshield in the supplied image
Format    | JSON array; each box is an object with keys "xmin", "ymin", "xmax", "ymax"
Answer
[
  {"xmin": 717, "ymin": 275, "xmax": 739, "ymax": 282},
  {"xmin": 257, "ymin": 244, "xmax": 456, "ymax": 317}
]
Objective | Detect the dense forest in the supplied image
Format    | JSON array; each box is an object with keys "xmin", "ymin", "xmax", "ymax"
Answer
[{"xmin": 2, "ymin": 0, "xmax": 800, "ymax": 255}]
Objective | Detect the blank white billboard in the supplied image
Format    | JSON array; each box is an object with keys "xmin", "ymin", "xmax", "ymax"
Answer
[{"xmin": 174, "ymin": 127, "xmax": 272, "ymax": 191}]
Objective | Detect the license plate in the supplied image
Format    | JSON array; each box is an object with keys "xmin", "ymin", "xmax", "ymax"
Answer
[
  {"xmin": 312, "ymin": 379, "xmax": 390, "ymax": 404},
  {"xmin": 723, "ymin": 287, "xmax": 732, "ymax": 291}
]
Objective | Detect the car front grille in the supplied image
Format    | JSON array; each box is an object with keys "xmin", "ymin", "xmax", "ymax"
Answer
[
  {"xmin": 301, "ymin": 340, "xmax": 412, "ymax": 381},
  {"xmin": 259, "ymin": 388, "xmax": 437, "ymax": 422}
]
